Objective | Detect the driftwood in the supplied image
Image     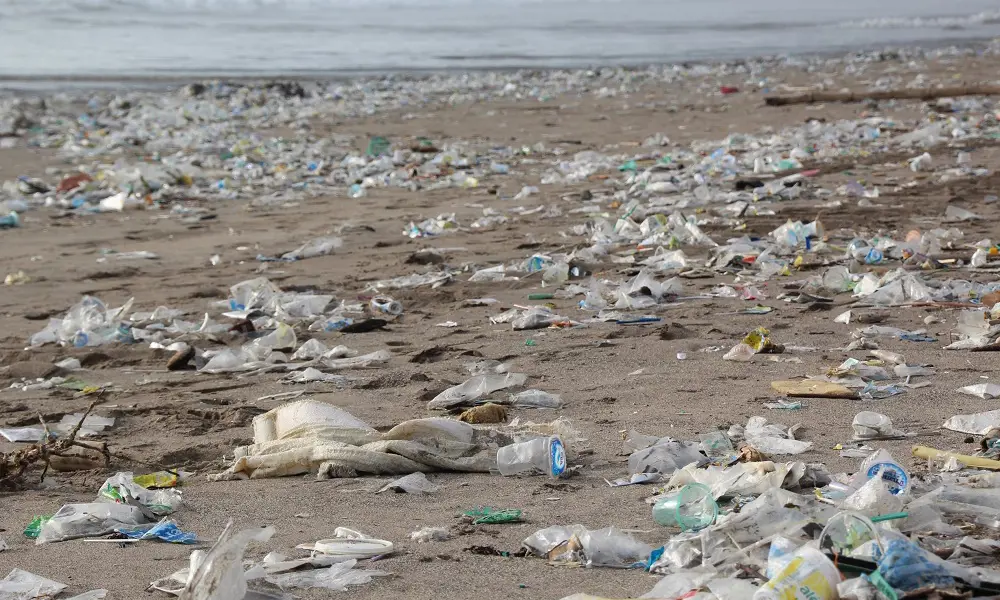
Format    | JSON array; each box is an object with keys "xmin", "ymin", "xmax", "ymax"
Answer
[
  {"xmin": 764, "ymin": 85, "xmax": 1000, "ymax": 107},
  {"xmin": 0, "ymin": 400, "xmax": 111, "ymax": 490}
]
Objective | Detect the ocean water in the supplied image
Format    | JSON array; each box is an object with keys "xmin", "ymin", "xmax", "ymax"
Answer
[{"xmin": 1, "ymin": 0, "xmax": 1000, "ymax": 80}]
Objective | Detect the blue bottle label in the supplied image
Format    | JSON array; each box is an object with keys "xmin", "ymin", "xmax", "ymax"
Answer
[{"xmin": 549, "ymin": 438, "xmax": 566, "ymax": 477}]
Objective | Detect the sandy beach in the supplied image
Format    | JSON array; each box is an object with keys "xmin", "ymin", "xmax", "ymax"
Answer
[{"xmin": 3, "ymin": 42, "xmax": 1000, "ymax": 599}]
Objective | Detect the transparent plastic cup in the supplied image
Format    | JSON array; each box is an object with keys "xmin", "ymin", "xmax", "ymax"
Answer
[
  {"xmin": 818, "ymin": 511, "xmax": 883, "ymax": 557},
  {"xmin": 652, "ymin": 483, "xmax": 718, "ymax": 531},
  {"xmin": 699, "ymin": 430, "xmax": 735, "ymax": 460},
  {"xmin": 496, "ymin": 436, "xmax": 565, "ymax": 478}
]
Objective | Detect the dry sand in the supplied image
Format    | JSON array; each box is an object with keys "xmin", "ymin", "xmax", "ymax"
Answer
[{"xmin": 2, "ymin": 50, "xmax": 1000, "ymax": 599}]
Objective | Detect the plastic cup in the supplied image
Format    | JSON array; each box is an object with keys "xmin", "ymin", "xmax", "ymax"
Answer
[
  {"xmin": 818, "ymin": 511, "xmax": 883, "ymax": 558},
  {"xmin": 699, "ymin": 431, "xmax": 735, "ymax": 460},
  {"xmin": 652, "ymin": 483, "xmax": 718, "ymax": 531},
  {"xmin": 496, "ymin": 436, "xmax": 565, "ymax": 478},
  {"xmin": 370, "ymin": 296, "xmax": 403, "ymax": 316}
]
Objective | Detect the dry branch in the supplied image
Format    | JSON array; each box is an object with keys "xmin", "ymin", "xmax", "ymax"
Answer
[
  {"xmin": 0, "ymin": 400, "xmax": 112, "ymax": 490},
  {"xmin": 764, "ymin": 85, "xmax": 1000, "ymax": 107}
]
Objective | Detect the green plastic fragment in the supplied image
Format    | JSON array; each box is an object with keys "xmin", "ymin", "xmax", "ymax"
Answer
[
  {"xmin": 24, "ymin": 515, "xmax": 51, "ymax": 539},
  {"xmin": 366, "ymin": 136, "xmax": 390, "ymax": 157},
  {"xmin": 464, "ymin": 507, "xmax": 523, "ymax": 524}
]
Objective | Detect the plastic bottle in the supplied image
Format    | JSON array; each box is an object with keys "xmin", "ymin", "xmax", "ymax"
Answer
[{"xmin": 496, "ymin": 436, "xmax": 565, "ymax": 477}]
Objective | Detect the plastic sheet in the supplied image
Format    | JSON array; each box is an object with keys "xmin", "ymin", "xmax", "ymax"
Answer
[
  {"xmin": 179, "ymin": 522, "xmax": 275, "ymax": 600},
  {"xmin": 427, "ymin": 373, "xmax": 528, "ymax": 409}
]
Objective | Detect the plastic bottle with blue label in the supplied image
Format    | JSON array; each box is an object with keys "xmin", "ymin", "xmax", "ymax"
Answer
[{"xmin": 496, "ymin": 436, "xmax": 566, "ymax": 478}]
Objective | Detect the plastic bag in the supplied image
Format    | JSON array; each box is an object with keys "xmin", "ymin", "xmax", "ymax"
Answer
[
  {"xmin": 427, "ymin": 373, "xmax": 528, "ymax": 409},
  {"xmin": 841, "ymin": 472, "xmax": 904, "ymax": 517},
  {"xmin": 0, "ymin": 569, "xmax": 67, "ymax": 599},
  {"xmin": 743, "ymin": 416, "xmax": 811, "ymax": 455},
  {"xmin": 410, "ymin": 527, "xmax": 452, "ymax": 543},
  {"xmin": 876, "ymin": 538, "xmax": 956, "ymax": 592},
  {"xmin": 628, "ymin": 439, "xmax": 707, "ymax": 475},
  {"xmin": 98, "ymin": 472, "xmax": 182, "ymax": 515},
  {"xmin": 280, "ymin": 236, "xmax": 342, "ymax": 261},
  {"xmin": 958, "ymin": 383, "xmax": 1000, "ymax": 400},
  {"xmin": 522, "ymin": 525, "xmax": 652, "ymax": 568},
  {"xmin": 511, "ymin": 308, "xmax": 563, "ymax": 330},
  {"xmin": 943, "ymin": 409, "xmax": 1000, "ymax": 435},
  {"xmin": 266, "ymin": 559, "xmax": 387, "ymax": 592},
  {"xmin": 851, "ymin": 412, "xmax": 904, "ymax": 440},
  {"xmin": 36, "ymin": 503, "xmax": 147, "ymax": 544},
  {"xmin": 376, "ymin": 472, "xmax": 439, "ymax": 494}
]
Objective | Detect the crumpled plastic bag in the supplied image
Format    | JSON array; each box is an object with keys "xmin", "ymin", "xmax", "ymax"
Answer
[
  {"xmin": 410, "ymin": 527, "xmax": 452, "ymax": 543},
  {"xmin": 511, "ymin": 308, "xmax": 568, "ymax": 330},
  {"xmin": 637, "ymin": 568, "xmax": 718, "ymax": 598},
  {"xmin": 427, "ymin": 373, "xmax": 528, "ymax": 409},
  {"xmin": 663, "ymin": 461, "xmax": 806, "ymax": 499},
  {"xmin": 376, "ymin": 472, "xmax": 439, "ymax": 494},
  {"xmin": 733, "ymin": 416, "xmax": 811, "ymax": 455},
  {"xmin": 266, "ymin": 559, "xmax": 388, "ymax": 592},
  {"xmin": 522, "ymin": 525, "xmax": 653, "ymax": 568},
  {"xmin": 876, "ymin": 538, "xmax": 956, "ymax": 592},
  {"xmin": 37, "ymin": 503, "xmax": 147, "ymax": 544},
  {"xmin": 280, "ymin": 236, "xmax": 342, "ymax": 261},
  {"xmin": 0, "ymin": 569, "xmax": 67, "ymax": 599},
  {"xmin": 943, "ymin": 409, "xmax": 1000, "ymax": 435},
  {"xmin": 841, "ymin": 472, "xmax": 904, "ymax": 517},
  {"xmin": 97, "ymin": 472, "xmax": 183, "ymax": 516},
  {"xmin": 958, "ymin": 383, "xmax": 1000, "ymax": 400},
  {"xmin": 851, "ymin": 412, "xmax": 906, "ymax": 440},
  {"xmin": 628, "ymin": 439, "xmax": 707, "ymax": 476}
]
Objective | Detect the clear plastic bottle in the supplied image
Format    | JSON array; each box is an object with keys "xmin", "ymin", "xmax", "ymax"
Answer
[{"xmin": 496, "ymin": 436, "xmax": 565, "ymax": 477}]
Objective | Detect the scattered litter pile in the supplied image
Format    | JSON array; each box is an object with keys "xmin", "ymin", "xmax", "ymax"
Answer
[{"xmin": 10, "ymin": 37, "xmax": 1000, "ymax": 600}]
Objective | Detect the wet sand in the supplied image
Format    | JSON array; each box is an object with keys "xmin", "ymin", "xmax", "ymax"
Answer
[{"xmin": 2, "ymin": 48, "xmax": 1000, "ymax": 598}]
